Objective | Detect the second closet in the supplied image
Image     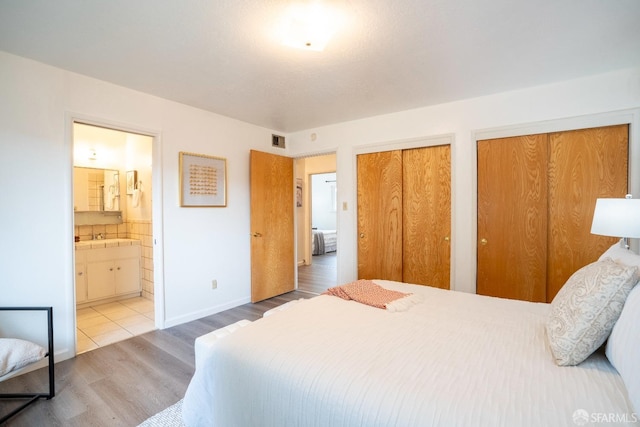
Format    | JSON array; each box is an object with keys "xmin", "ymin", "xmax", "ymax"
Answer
[
  {"xmin": 477, "ymin": 125, "xmax": 629, "ymax": 303},
  {"xmin": 357, "ymin": 144, "xmax": 451, "ymax": 289}
]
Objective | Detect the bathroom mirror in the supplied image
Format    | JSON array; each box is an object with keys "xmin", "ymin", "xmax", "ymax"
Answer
[
  {"xmin": 73, "ymin": 166, "xmax": 121, "ymax": 212},
  {"xmin": 73, "ymin": 167, "xmax": 123, "ymax": 226}
]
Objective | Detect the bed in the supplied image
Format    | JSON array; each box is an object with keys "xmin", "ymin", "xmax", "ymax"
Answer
[
  {"xmin": 182, "ymin": 244, "xmax": 640, "ymax": 427},
  {"xmin": 312, "ymin": 229, "xmax": 336, "ymax": 255}
]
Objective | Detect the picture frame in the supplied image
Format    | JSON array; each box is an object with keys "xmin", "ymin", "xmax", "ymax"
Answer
[
  {"xmin": 126, "ymin": 170, "xmax": 137, "ymax": 195},
  {"xmin": 296, "ymin": 178, "xmax": 303, "ymax": 207},
  {"xmin": 179, "ymin": 151, "xmax": 227, "ymax": 207}
]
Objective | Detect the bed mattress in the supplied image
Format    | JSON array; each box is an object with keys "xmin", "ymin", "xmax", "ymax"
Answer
[
  {"xmin": 312, "ymin": 229, "xmax": 336, "ymax": 255},
  {"xmin": 182, "ymin": 280, "xmax": 637, "ymax": 427}
]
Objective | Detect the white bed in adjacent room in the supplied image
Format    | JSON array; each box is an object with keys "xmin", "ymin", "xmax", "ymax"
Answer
[
  {"xmin": 312, "ymin": 229, "xmax": 337, "ymax": 255},
  {"xmin": 182, "ymin": 276, "xmax": 639, "ymax": 427}
]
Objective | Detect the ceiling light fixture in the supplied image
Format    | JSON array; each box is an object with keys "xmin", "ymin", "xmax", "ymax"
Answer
[{"xmin": 280, "ymin": 1, "xmax": 344, "ymax": 52}]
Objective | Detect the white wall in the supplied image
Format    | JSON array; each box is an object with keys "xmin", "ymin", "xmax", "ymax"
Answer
[
  {"xmin": 0, "ymin": 51, "xmax": 282, "ymax": 364},
  {"xmin": 311, "ymin": 173, "xmax": 337, "ymax": 230},
  {"xmin": 287, "ymin": 67, "xmax": 640, "ymax": 293}
]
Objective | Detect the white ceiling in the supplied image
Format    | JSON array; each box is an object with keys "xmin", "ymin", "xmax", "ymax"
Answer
[{"xmin": 1, "ymin": 0, "xmax": 639, "ymax": 132}]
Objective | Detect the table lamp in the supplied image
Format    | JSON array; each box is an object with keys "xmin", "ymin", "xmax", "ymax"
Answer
[{"xmin": 591, "ymin": 195, "xmax": 640, "ymax": 250}]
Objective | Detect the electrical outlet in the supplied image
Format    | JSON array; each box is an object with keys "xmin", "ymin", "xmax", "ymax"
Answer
[{"xmin": 211, "ymin": 279, "xmax": 217, "ymax": 289}]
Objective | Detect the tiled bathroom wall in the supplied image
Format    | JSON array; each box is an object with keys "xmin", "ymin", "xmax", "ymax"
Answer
[
  {"xmin": 127, "ymin": 219, "xmax": 154, "ymax": 300},
  {"xmin": 76, "ymin": 223, "xmax": 128, "ymax": 241},
  {"xmin": 74, "ymin": 219, "xmax": 154, "ymax": 301}
]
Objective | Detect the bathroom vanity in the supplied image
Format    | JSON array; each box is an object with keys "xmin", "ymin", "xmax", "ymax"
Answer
[{"xmin": 75, "ymin": 239, "xmax": 141, "ymax": 306}]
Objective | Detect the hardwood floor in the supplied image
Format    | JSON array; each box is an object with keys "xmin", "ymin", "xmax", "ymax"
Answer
[
  {"xmin": 297, "ymin": 252, "xmax": 337, "ymax": 295},
  {"xmin": 0, "ymin": 291, "xmax": 310, "ymax": 427}
]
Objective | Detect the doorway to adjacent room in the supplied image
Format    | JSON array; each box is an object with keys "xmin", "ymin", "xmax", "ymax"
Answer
[{"xmin": 294, "ymin": 153, "xmax": 337, "ymax": 294}]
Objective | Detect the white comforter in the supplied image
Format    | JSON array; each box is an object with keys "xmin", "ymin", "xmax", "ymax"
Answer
[{"xmin": 182, "ymin": 281, "xmax": 637, "ymax": 427}]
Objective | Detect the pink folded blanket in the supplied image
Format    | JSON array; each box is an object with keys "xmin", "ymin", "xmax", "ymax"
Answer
[{"xmin": 323, "ymin": 279, "xmax": 419, "ymax": 311}]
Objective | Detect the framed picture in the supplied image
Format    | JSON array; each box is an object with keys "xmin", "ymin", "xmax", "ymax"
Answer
[
  {"xmin": 296, "ymin": 178, "xmax": 303, "ymax": 207},
  {"xmin": 126, "ymin": 170, "xmax": 137, "ymax": 195},
  {"xmin": 179, "ymin": 152, "xmax": 227, "ymax": 207}
]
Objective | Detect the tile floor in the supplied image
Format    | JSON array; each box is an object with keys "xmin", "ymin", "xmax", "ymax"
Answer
[{"xmin": 76, "ymin": 297, "xmax": 155, "ymax": 354}]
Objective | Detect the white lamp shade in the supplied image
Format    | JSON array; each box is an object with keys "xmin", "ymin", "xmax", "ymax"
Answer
[{"xmin": 591, "ymin": 198, "xmax": 640, "ymax": 238}]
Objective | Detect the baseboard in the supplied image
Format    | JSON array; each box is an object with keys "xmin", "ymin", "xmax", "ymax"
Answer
[{"xmin": 162, "ymin": 297, "xmax": 251, "ymax": 328}]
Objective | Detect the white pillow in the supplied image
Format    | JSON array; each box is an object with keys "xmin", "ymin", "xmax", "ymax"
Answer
[
  {"xmin": 599, "ymin": 239, "xmax": 640, "ymax": 270},
  {"xmin": 546, "ymin": 258, "xmax": 639, "ymax": 366},
  {"xmin": 606, "ymin": 283, "xmax": 640, "ymax": 413},
  {"xmin": 0, "ymin": 338, "xmax": 46, "ymax": 377}
]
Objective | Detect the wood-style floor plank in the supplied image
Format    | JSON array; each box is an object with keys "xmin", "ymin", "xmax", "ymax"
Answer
[
  {"xmin": 297, "ymin": 252, "xmax": 337, "ymax": 295},
  {"xmin": 0, "ymin": 290, "xmax": 310, "ymax": 426}
]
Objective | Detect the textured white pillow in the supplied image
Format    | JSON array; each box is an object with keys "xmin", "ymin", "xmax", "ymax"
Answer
[
  {"xmin": 0, "ymin": 338, "xmax": 46, "ymax": 377},
  {"xmin": 606, "ymin": 282, "xmax": 640, "ymax": 412},
  {"xmin": 546, "ymin": 258, "xmax": 639, "ymax": 366}
]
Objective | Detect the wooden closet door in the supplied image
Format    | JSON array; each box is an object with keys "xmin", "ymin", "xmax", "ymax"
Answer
[
  {"xmin": 477, "ymin": 135, "xmax": 549, "ymax": 302},
  {"xmin": 547, "ymin": 125, "xmax": 629, "ymax": 301},
  {"xmin": 403, "ymin": 145, "xmax": 451, "ymax": 288},
  {"xmin": 357, "ymin": 150, "xmax": 403, "ymax": 281}
]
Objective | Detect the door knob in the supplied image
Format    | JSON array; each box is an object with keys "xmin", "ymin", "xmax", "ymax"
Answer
[
  {"xmin": 444, "ymin": 236, "xmax": 450, "ymax": 242},
  {"xmin": 359, "ymin": 233, "xmax": 365, "ymax": 238},
  {"xmin": 252, "ymin": 232, "xmax": 262, "ymax": 237},
  {"xmin": 480, "ymin": 238, "xmax": 488, "ymax": 245}
]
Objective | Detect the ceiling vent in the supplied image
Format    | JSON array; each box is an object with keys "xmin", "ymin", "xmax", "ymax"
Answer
[{"xmin": 272, "ymin": 134, "xmax": 286, "ymax": 149}]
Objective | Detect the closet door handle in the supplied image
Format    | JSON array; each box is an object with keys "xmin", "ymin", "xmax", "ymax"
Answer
[
  {"xmin": 251, "ymin": 232, "xmax": 262, "ymax": 238},
  {"xmin": 359, "ymin": 233, "xmax": 365, "ymax": 238},
  {"xmin": 480, "ymin": 238, "xmax": 488, "ymax": 246},
  {"xmin": 444, "ymin": 236, "xmax": 450, "ymax": 242}
]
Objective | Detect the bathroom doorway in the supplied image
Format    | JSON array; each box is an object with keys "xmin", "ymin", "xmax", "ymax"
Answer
[{"xmin": 72, "ymin": 122, "xmax": 156, "ymax": 354}]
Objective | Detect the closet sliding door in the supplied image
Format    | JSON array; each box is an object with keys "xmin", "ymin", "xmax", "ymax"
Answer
[
  {"xmin": 403, "ymin": 145, "xmax": 451, "ymax": 289},
  {"xmin": 357, "ymin": 150, "xmax": 403, "ymax": 282},
  {"xmin": 477, "ymin": 134, "xmax": 549, "ymax": 302},
  {"xmin": 547, "ymin": 126, "xmax": 628, "ymax": 300},
  {"xmin": 357, "ymin": 145, "xmax": 451, "ymax": 288},
  {"xmin": 477, "ymin": 124, "xmax": 629, "ymax": 303}
]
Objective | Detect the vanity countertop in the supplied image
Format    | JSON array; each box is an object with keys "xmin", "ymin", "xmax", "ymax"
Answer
[{"xmin": 75, "ymin": 238, "xmax": 141, "ymax": 250}]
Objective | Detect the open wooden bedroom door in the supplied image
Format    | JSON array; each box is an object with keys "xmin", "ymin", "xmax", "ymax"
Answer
[{"xmin": 250, "ymin": 150, "xmax": 295, "ymax": 302}]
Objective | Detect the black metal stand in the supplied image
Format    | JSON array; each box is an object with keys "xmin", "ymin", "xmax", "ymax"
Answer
[{"xmin": 0, "ymin": 307, "xmax": 54, "ymax": 424}]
